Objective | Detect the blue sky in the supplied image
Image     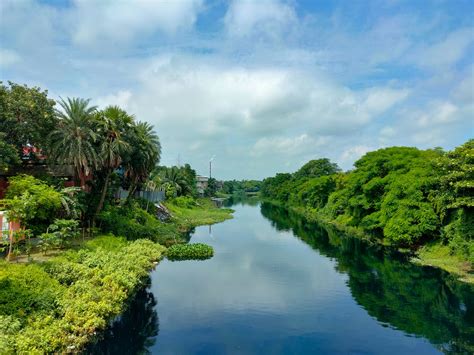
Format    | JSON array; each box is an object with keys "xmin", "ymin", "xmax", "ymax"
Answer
[{"xmin": 1, "ymin": 0, "xmax": 473, "ymax": 179}]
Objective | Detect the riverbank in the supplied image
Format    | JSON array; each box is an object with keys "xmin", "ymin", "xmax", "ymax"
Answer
[
  {"xmin": 262, "ymin": 199, "xmax": 473, "ymax": 284},
  {"xmin": 0, "ymin": 199, "xmax": 233, "ymax": 353}
]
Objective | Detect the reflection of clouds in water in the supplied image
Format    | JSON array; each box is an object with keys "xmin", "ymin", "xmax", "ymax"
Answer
[
  {"xmin": 149, "ymin": 204, "xmax": 440, "ymax": 355},
  {"xmin": 152, "ymin": 207, "xmax": 350, "ymax": 324}
]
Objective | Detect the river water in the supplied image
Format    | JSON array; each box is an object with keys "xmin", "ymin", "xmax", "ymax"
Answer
[{"xmin": 91, "ymin": 200, "xmax": 474, "ymax": 354}]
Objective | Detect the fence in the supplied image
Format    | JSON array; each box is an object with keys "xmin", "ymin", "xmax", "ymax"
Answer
[{"xmin": 115, "ymin": 188, "xmax": 166, "ymax": 204}]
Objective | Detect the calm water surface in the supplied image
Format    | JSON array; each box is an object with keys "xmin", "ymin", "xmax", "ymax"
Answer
[{"xmin": 92, "ymin": 201, "xmax": 474, "ymax": 354}]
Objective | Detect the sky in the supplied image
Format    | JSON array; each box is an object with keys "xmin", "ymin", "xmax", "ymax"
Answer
[{"xmin": 0, "ymin": 0, "xmax": 473, "ymax": 180}]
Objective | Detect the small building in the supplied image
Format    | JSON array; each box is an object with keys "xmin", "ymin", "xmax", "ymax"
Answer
[
  {"xmin": 0, "ymin": 211, "xmax": 22, "ymax": 244},
  {"xmin": 196, "ymin": 175, "xmax": 209, "ymax": 195}
]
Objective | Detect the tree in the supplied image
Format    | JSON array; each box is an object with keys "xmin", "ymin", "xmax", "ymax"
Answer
[
  {"xmin": 158, "ymin": 166, "xmax": 192, "ymax": 197},
  {"xmin": 5, "ymin": 175, "xmax": 62, "ymax": 232},
  {"xmin": 1, "ymin": 175, "xmax": 64, "ymax": 259},
  {"xmin": 435, "ymin": 139, "xmax": 474, "ymax": 259},
  {"xmin": 0, "ymin": 133, "xmax": 20, "ymax": 171},
  {"xmin": 0, "ymin": 81, "xmax": 57, "ymax": 155},
  {"xmin": 294, "ymin": 158, "xmax": 340, "ymax": 179},
  {"xmin": 48, "ymin": 97, "xmax": 99, "ymax": 188},
  {"xmin": 94, "ymin": 106, "xmax": 131, "ymax": 216},
  {"xmin": 123, "ymin": 121, "xmax": 161, "ymax": 200}
]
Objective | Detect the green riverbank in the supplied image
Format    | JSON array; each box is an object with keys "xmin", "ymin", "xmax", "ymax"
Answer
[
  {"xmin": 263, "ymin": 200, "xmax": 473, "ymax": 284},
  {"xmin": 0, "ymin": 199, "xmax": 233, "ymax": 353}
]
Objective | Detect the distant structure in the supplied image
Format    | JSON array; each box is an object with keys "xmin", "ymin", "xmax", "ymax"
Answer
[{"xmin": 196, "ymin": 175, "xmax": 209, "ymax": 196}]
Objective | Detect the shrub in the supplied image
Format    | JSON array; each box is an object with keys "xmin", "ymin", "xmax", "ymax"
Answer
[
  {"xmin": 166, "ymin": 243, "xmax": 214, "ymax": 261},
  {"xmin": 3, "ymin": 237, "xmax": 166, "ymax": 353},
  {"xmin": 171, "ymin": 196, "xmax": 197, "ymax": 209},
  {"xmin": 98, "ymin": 203, "xmax": 180, "ymax": 245}
]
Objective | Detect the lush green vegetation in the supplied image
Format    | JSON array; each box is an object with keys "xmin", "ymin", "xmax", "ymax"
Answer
[
  {"xmin": 219, "ymin": 179, "xmax": 262, "ymax": 196},
  {"xmin": 166, "ymin": 243, "xmax": 214, "ymax": 261},
  {"xmin": 0, "ymin": 236, "xmax": 165, "ymax": 353},
  {"xmin": 165, "ymin": 197, "xmax": 233, "ymax": 230},
  {"xmin": 261, "ymin": 142, "xmax": 474, "ymax": 280},
  {"xmin": 0, "ymin": 81, "xmax": 233, "ymax": 350}
]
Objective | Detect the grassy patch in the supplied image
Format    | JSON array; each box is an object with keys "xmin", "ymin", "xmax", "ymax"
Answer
[
  {"xmin": 166, "ymin": 243, "xmax": 214, "ymax": 261},
  {"xmin": 165, "ymin": 198, "xmax": 233, "ymax": 232},
  {"xmin": 415, "ymin": 243, "xmax": 474, "ymax": 283}
]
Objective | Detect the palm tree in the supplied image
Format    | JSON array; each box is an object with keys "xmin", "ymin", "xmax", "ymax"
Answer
[
  {"xmin": 48, "ymin": 98, "xmax": 98, "ymax": 189},
  {"xmin": 160, "ymin": 166, "xmax": 192, "ymax": 197},
  {"xmin": 123, "ymin": 121, "xmax": 161, "ymax": 200},
  {"xmin": 94, "ymin": 106, "xmax": 131, "ymax": 216}
]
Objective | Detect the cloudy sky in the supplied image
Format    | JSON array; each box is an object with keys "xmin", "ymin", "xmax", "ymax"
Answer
[{"xmin": 1, "ymin": 0, "xmax": 473, "ymax": 179}]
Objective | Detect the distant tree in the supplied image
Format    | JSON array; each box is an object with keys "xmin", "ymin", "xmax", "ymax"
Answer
[
  {"xmin": 205, "ymin": 177, "xmax": 218, "ymax": 197},
  {"xmin": 159, "ymin": 166, "xmax": 192, "ymax": 197},
  {"xmin": 293, "ymin": 158, "xmax": 340, "ymax": 179}
]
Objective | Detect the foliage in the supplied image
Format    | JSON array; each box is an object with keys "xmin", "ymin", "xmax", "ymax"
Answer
[
  {"xmin": 152, "ymin": 164, "xmax": 196, "ymax": 198},
  {"xmin": 172, "ymin": 196, "xmax": 197, "ymax": 209},
  {"xmin": 166, "ymin": 198, "xmax": 233, "ymax": 229},
  {"xmin": 293, "ymin": 158, "xmax": 340, "ymax": 179},
  {"xmin": 0, "ymin": 81, "xmax": 56, "ymax": 154},
  {"xmin": 0, "ymin": 132, "xmax": 20, "ymax": 171},
  {"xmin": 122, "ymin": 121, "xmax": 161, "ymax": 199},
  {"xmin": 98, "ymin": 202, "xmax": 181, "ymax": 245},
  {"xmin": 261, "ymin": 141, "xmax": 473, "ymax": 254},
  {"xmin": 435, "ymin": 139, "xmax": 474, "ymax": 259},
  {"xmin": 48, "ymin": 97, "xmax": 98, "ymax": 187},
  {"xmin": 4, "ymin": 175, "xmax": 63, "ymax": 232},
  {"xmin": 38, "ymin": 219, "xmax": 80, "ymax": 253},
  {"xmin": 166, "ymin": 243, "xmax": 214, "ymax": 261},
  {"xmin": 220, "ymin": 179, "xmax": 262, "ymax": 195},
  {"xmin": 0, "ymin": 237, "xmax": 165, "ymax": 353},
  {"xmin": 204, "ymin": 177, "xmax": 218, "ymax": 197}
]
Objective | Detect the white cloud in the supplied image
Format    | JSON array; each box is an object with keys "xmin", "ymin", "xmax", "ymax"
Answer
[
  {"xmin": 224, "ymin": 0, "xmax": 297, "ymax": 38},
  {"xmin": 251, "ymin": 134, "xmax": 329, "ymax": 157},
  {"xmin": 71, "ymin": 0, "xmax": 204, "ymax": 46},
  {"xmin": 96, "ymin": 90, "xmax": 133, "ymax": 110},
  {"xmin": 417, "ymin": 101, "xmax": 459, "ymax": 127},
  {"xmin": 413, "ymin": 28, "xmax": 473, "ymax": 69}
]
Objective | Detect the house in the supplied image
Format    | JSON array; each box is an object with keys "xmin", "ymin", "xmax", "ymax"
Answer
[
  {"xmin": 196, "ymin": 175, "xmax": 209, "ymax": 195},
  {"xmin": 0, "ymin": 211, "xmax": 22, "ymax": 244}
]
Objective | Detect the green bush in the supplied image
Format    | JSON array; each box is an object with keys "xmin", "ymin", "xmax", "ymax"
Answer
[
  {"xmin": 166, "ymin": 243, "xmax": 214, "ymax": 261},
  {"xmin": 1, "ymin": 237, "xmax": 166, "ymax": 353},
  {"xmin": 171, "ymin": 196, "xmax": 197, "ymax": 209},
  {"xmin": 98, "ymin": 203, "xmax": 180, "ymax": 245}
]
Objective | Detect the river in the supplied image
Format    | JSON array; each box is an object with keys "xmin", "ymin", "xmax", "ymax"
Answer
[{"xmin": 90, "ymin": 200, "xmax": 474, "ymax": 354}]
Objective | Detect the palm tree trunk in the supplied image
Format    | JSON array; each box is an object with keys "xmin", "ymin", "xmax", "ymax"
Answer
[{"xmin": 95, "ymin": 169, "xmax": 111, "ymax": 218}]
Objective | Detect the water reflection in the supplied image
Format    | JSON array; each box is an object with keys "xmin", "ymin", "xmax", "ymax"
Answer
[
  {"xmin": 260, "ymin": 202, "xmax": 474, "ymax": 354},
  {"xmin": 88, "ymin": 279, "xmax": 159, "ymax": 354},
  {"xmin": 89, "ymin": 202, "xmax": 474, "ymax": 354}
]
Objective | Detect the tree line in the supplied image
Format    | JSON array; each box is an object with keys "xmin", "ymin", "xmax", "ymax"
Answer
[{"xmin": 261, "ymin": 141, "xmax": 473, "ymax": 263}]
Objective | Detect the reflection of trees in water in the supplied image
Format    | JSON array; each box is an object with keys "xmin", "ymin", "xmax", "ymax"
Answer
[
  {"xmin": 87, "ymin": 278, "xmax": 159, "ymax": 355},
  {"xmin": 224, "ymin": 194, "xmax": 260, "ymax": 207},
  {"xmin": 260, "ymin": 202, "xmax": 474, "ymax": 354}
]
